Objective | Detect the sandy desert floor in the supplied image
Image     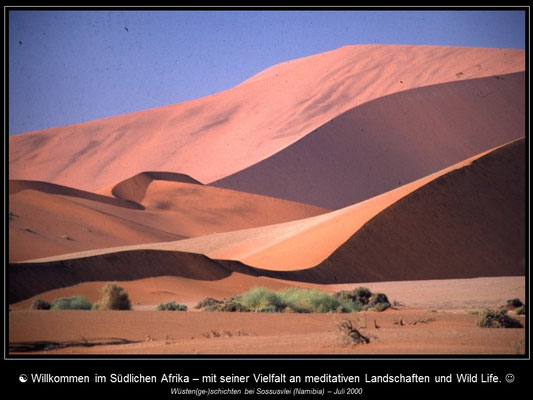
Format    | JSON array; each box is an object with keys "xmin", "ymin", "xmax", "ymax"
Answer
[
  {"xmin": 9, "ymin": 276, "xmax": 525, "ymax": 355},
  {"xmin": 8, "ymin": 309, "xmax": 526, "ymax": 356}
]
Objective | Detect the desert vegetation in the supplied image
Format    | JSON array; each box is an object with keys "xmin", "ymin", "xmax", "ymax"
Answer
[
  {"xmin": 477, "ymin": 309, "xmax": 523, "ymax": 328},
  {"xmin": 30, "ymin": 298, "xmax": 51, "ymax": 310},
  {"xmin": 156, "ymin": 301, "xmax": 187, "ymax": 311},
  {"xmin": 505, "ymin": 298, "xmax": 526, "ymax": 315},
  {"xmin": 335, "ymin": 319, "xmax": 370, "ymax": 346},
  {"xmin": 31, "ymin": 296, "xmax": 92, "ymax": 310},
  {"xmin": 506, "ymin": 298, "xmax": 523, "ymax": 308},
  {"xmin": 195, "ymin": 286, "xmax": 391, "ymax": 313},
  {"xmin": 466, "ymin": 298, "xmax": 526, "ymax": 317},
  {"xmin": 51, "ymin": 296, "xmax": 92, "ymax": 310},
  {"xmin": 30, "ymin": 283, "xmax": 132, "ymax": 311},
  {"xmin": 333, "ymin": 287, "xmax": 391, "ymax": 311},
  {"xmin": 194, "ymin": 297, "xmax": 222, "ymax": 309},
  {"xmin": 514, "ymin": 305, "xmax": 525, "ymax": 315},
  {"xmin": 92, "ymin": 283, "xmax": 131, "ymax": 310}
]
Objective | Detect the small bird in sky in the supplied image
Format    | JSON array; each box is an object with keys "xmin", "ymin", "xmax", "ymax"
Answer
[
  {"xmin": 18, "ymin": 40, "xmax": 22, "ymax": 46},
  {"xmin": 124, "ymin": 26, "xmax": 129, "ymax": 32}
]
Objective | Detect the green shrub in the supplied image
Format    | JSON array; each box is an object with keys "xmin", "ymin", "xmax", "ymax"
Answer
[
  {"xmin": 241, "ymin": 287, "xmax": 285, "ymax": 312},
  {"xmin": 30, "ymin": 298, "xmax": 51, "ymax": 310},
  {"xmin": 219, "ymin": 297, "xmax": 249, "ymax": 312},
  {"xmin": 369, "ymin": 292, "xmax": 389, "ymax": 305},
  {"xmin": 367, "ymin": 292, "xmax": 391, "ymax": 311},
  {"xmin": 334, "ymin": 287, "xmax": 372, "ymax": 305},
  {"xmin": 279, "ymin": 288, "xmax": 350, "ymax": 313},
  {"xmin": 369, "ymin": 302, "xmax": 391, "ymax": 312},
  {"xmin": 506, "ymin": 298, "xmax": 524, "ymax": 308},
  {"xmin": 477, "ymin": 309, "xmax": 523, "ymax": 328},
  {"xmin": 514, "ymin": 305, "xmax": 525, "ymax": 315},
  {"xmin": 92, "ymin": 283, "xmax": 131, "ymax": 310},
  {"xmin": 341, "ymin": 299, "xmax": 364, "ymax": 313},
  {"xmin": 200, "ymin": 287, "xmax": 387, "ymax": 314},
  {"xmin": 204, "ymin": 303, "xmax": 223, "ymax": 312},
  {"xmin": 50, "ymin": 296, "xmax": 92, "ymax": 310},
  {"xmin": 239, "ymin": 287, "xmax": 342, "ymax": 313},
  {"xmin": 156, "ymin": 301, "xmax": 187, "ymax": 311},
  {"xmin": 203, "ymin": 295, "xmax": 249, "ymax": 312},
  {"xmin": 241, "ymin": 287, "xmax": 361, "ymax": 313},
  {"xmin": 257, "ymin": 305, "xmax": 281, "ymax": 313},
  {"xmin": 333, "ymin": 288, "xmax": 390, "ymax": 312},
  {"xmin": 195, "ymin": 297, "xmax": 222, "ymax": 309}
]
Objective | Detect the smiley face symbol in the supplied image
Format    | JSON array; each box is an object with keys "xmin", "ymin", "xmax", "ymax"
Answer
[
  {"xmin": 19, "ymin": 374, "xmax": 28, "ymax": 383},
  {"xmin": 505, "ymin": 373, "xmax": 515, "ymax": 383}
]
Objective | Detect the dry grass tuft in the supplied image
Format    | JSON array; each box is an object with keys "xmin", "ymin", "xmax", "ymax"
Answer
[{"xmin": 335, "ymin": 319, "xmax": 370, "ymax": 346}]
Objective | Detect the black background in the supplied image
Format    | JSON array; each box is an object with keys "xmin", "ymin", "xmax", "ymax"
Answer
[{"xmin": 4, "ymin": 357, "xmax": 531, "ymax": 397}]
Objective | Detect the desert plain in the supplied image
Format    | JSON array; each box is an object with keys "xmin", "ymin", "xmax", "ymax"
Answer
[{"xmin": 8, "ymin": 45, "xmax": 526, "ymax": 355}]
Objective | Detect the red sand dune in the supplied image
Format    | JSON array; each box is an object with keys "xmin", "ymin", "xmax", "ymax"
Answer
[
  {"xmin": 9, "ymin": 139, "xmax": 524, "ymax": 303},
  {"xmin": 7, "ymin": 45, "xmax": 526, "ymax": 356},
  {"xmin": 8, "ymin": 249, "xmax": 260, "ymax": 304},
  {"xmin": 9, "ymin": 174, "xmax": 326, "ymax": 262},
  {"xmin": 133, "ymin": 177, "xmax": 328, "ymax": 237},
  {"xmin": 14, "ymin": 145, "xmax": 490, "ymax": 269},
  {"xmin": 133, "ymin": 140, "xmax": 514, "ymax": 270},
  {"xmin": 9, "ymin": 46, "xmax": 524, "ymax": 193},
  {"xmin": 213, "ymin": 72, "xmax": 525, "ymax": 209},
  {"xmin": 9, "ymin": 180, "xmax": 182, "ymax": 262},
  {"xmin": 263, "ymin": 138, "xmax": 525, "ymax": 284}
]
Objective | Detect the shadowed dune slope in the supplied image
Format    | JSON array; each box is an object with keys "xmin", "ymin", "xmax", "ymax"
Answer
[
  {"xmin": 9, "ymin": 139, "xmax": 524, "ymax": 302},
  {"xmin": 8, "ymin": 251, "xmax": 259, "ymax": 304},
  {"xmin": 9, "ymin": 174, "xmax": 326, "ymax": 262},
  {"xmin": 213, "ymin": 72, "xmax": 525, "ymax": 209},
  {"xmin": 9, "ymin": 46, "xmax": 524, "ymax": 192},
  {"xmin": 260, "ymin": 138, "xmax": 525, "ymax": 283}
]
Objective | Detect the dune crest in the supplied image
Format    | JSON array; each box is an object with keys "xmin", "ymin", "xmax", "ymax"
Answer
[
  {"xmin": 259, "ymin": 138, "xmax": 525, "ymax": 283},
  {"xmin": 108, "ymin": 171, "xmax": 202, "ymax": 203},
  {"xmin": 10, "ymin": 179, "xmax": 143, "ymax": 210},
  {"xmin": 131, "ymin": 140, "xmax": 516, "ymax": 270},
  {"xmin": 9, "ymin": 45, "xmax": 524, "ymax": 192},
  {"xmin": 214, "ymin": 72, "xmax": 525, "ymax": 208},
  {"xmin": 9, "ymin": 172, "xmax": 327, "ymax": 262}
]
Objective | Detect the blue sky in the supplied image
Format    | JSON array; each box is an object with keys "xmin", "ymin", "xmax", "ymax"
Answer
[{"xmin": 8, "ymin": 9, "xmax": 526, "ymax": 135}]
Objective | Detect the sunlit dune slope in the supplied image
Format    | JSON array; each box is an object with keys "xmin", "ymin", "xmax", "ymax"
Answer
[
  {"xmin": 9, "ymin": 46, "xmax": 524, "ymax": 191},
  {"xmin": 14, "ymin": 147, "xmax": 486, "ymax": 269},
  {"xmin": 262, "ymin": 138, "xmax": 525, "ymax": 283},
  {"xmin": 9, "ymin": 180, "xmax": 183, "ymax": 262},
  {"xmin": 213, "ymin": 72, "xmax": 525, "ymax": 209},
  {"xmin": 9, "ymin": 139, "xmax": 524, "ymax": 302},
  {"xmin": 135, "ymin": 177, "xmax": 328, "ymax": 237},
  {"xmin": 9, "ymin": 174, "xmax": 327, "ymax": 262},
  {"xmin": 135, "ymin": 142, "xmax": 510, "ymax": 270}
]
